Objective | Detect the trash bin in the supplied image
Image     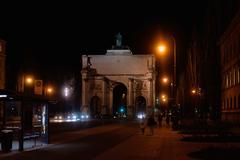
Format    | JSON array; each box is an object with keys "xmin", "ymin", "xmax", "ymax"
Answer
[{"xmin": 1, "ymin": 130, "xmax": 13, "ymax": 152}]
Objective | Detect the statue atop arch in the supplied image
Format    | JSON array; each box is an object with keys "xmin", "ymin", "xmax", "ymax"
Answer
[{"xmin": 116, "ymin": 32, "xmax": 122, "ymax": 47}]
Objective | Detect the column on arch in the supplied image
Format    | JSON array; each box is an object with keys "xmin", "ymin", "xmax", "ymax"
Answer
[
  {"xmin": 101, "ymin": 78, "xmax": 107, "ymax": 114},
  {"xmin": 127, "ymin": 78, "xmax": 134, "ymax": 117},
  {"xmin": 109, "ymin": 85, "xmax": 113, "ymax": 115},
  {"xmin": 147, "ymin": 78, "xmax": 153, "ymax": 115},
  {"xmin": 81, "ymin": 72, "xmax": 89, "ymax": 114}
]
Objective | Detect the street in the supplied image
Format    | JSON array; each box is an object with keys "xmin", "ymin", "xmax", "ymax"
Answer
[
  {"xmin": 0, "ymin": 121, "xmax": 137, "ymax": 160},
  {"xmin": 1, "ymin": 120, "xmax": 240, "ymax": 160}
]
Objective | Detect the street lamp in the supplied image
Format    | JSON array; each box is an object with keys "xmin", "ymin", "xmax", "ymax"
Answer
[
  {"xmin": 191, "ymin": 89, "xmax": 196, "ymax": 95},
  {"xmin": 24, "ymin": 75, "xmax": 34, "ymax": 95},
  {"xmin": 45, "ymin": 86, "xmax": 54, "ymax": 96},
  {"xmin": 172, "ymin": 36, "xmax": 177, "ymax": 107},
  {"xmin": 25, "ymin": 77, "xmax": 33, "ymax": 85},
  {"xmin": 162, "ymin": 76, "xmax": 169, "ymax": 84},
  {"xmin": 157, "ymin": 35, "xmax": 176, "ymax": 106},
  {"xmin": 158, "ymin": 45, "xmax": 166, "ymax": 54}
]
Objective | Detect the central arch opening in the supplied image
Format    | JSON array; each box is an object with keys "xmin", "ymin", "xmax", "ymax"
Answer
[{"xmin": 113, "ymin": 83, "xmax": 127, "ymax": 117}]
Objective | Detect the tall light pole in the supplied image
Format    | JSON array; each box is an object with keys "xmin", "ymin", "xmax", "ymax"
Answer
[
  {"xmin": 156, "ymin": 35, "xmax": 176, "ymax": 106},
  {"xmin": 171, "ymin": 35, "xmax": 177, "ymax": 106}
]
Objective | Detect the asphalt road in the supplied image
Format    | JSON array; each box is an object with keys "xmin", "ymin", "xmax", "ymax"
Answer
[
  {"xmin": 1, "ymin": 121, "xmax": 138, "ymax": 160},
  {"xmin": 49, "ymin": 118, "xmax": 120, "ymax": 134}
]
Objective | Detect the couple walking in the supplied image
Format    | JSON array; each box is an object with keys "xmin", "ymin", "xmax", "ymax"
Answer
[{"xmin": 140, "ymin": 115, "xmax": 157, "ymax": 136}]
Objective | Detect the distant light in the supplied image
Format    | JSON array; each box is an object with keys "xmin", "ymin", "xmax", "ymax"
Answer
[
  {"xmin": 137, "ymin": 113, "xmax": 146, "ymax": 119},
  {"xmin": 158, "ymin": 45, "xmax": 166, "ymax": 53},
  {"xmin": 120, "ymin": 108, "xmax": 124, "ymax": 112},
  {"xmin": 72, "ymin": 115, "xmax": 77, "ymax": 119},
  {"xmin": 26, "ymin": 77, "xmax": 33, "ymax": 84},
  {"xmin": 47, "ymin": 87, "xmax": 53, "ymax": 93},
  {"xmin": 162, "ymin": 77, "xmax": 168, "ymax": 83},
  {"xmin": 0, "ymin": 95, "xmax": 7, "ymax": 98},
  {"xmin": 192, "ymin": 89, "xmax": 196, "ymax": 94},
  {"xmin": 161, "ymin": 94, "xmax": 166, "ymax": 99},
  {"xmin": 64, "ymin": 87, "xmax": 69, "ymax": 97}
]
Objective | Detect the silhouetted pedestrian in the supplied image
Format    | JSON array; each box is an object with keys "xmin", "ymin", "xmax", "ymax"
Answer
[
  {"xmin": 147, "ymin": 115, "xmax": 156, "ymax": 135},
  {"xmin": 139, "ymin": 120, "xmax": 146, "ymax": 135},
  {"xmin": 166, "ymin": 115, "xmax": 170, "ymax": 127},
  {"xmin": 157, "ymin": 114, "xmax": 163, "ymax": 128}
]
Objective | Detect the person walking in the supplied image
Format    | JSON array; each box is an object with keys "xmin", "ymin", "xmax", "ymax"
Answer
[
  {"xmin": 139, "ymin": 120, "xmax": 146, "ymax": 135},
  {"xmin": 157, "ymin": 113, "xmax": 163, "ymax": 128},
  {"xmin": 147, "ymin": 115, "xmax": 156, "ymax": 136},
  {"xmin": 166, "ymin": 114, "xmax": 170, "ymax": 127}
]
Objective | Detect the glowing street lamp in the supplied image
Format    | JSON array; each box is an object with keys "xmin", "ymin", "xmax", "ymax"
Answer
[
  {"xmin": 162, "ymin": 77, "xmax": 169, "ymax": 84},
  {"xmin": 158, "ymin": 45, "xmax": 166, "ymax": 54},
  {"xmin": 161, "ymin": 94, "xmax": 166, "ymax": 99},
  {"xmin": 46, "ymin": 86, "xmax": 54, "ymax": 96},
  {"xmin": 21, "ymin": 75, "xmax": 35, "ymax": 95},
  {"xmin": 191, "ymin": 89, "xmax": 196, "ymax": 95},
  {"xmin": 47, "ymin": 88, "xmax": 53, "ymax": 93},
  {"xmin": 156, "ymin": 35, "xmax": 177, "ymax": 106},
  {"xmin": 25, "ymin": 76, "xmax": 33, "ymax": 85}
]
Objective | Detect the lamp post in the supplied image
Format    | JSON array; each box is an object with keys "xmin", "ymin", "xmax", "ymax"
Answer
[
  {"xmin": 156, "ymin": 35, "xmax": 177, "ymax": 107},
  {"xmin": 24, "ymin": 75, "xmax": 34, "ymax": 95},
  {"xmin": 45, "ymin": 86, "xmax": 54, "ymax": 97},
  {"xmin": 172, "ymin": 35, "xmax": 177, "ymax": 107}
]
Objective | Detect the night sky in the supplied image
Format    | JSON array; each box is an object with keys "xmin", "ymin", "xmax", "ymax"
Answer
[{"xmin": 0, "ymin": 1, "xmax": 206, "ymax": 90}]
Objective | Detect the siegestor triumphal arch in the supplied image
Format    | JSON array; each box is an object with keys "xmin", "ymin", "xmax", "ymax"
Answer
[{"xmin": 81, "ymin": 47, "xmax": 156, "ymax": 118}]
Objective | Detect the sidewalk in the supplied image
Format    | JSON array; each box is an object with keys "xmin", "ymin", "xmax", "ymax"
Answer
[{"xmin": 95, "ymin": 126, "xmax": 240, "ymax": 160}]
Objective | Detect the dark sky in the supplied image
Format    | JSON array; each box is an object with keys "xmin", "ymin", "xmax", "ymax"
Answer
[{"xmin": 0, "ymin": 1, "xmax": 206, "ymax": 89}]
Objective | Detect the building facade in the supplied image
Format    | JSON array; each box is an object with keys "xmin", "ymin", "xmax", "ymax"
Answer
[
  {"xmin": 220, "ymin": 10, "xmax": 240, "ymax": 121},
  {"xmin": 177, "ymin": 1, "xmax": 240, "ymax": 120},
  {"xmin": 81, "ymin": 48, "xmax": 156, "ymax": 118},
  {"xmin": 0, "ymin": 39, "xmax": 6, "ymax": 126},
  {"xmin": 0, "ymin": 39, "xmax": 6, "ymax": 89}
]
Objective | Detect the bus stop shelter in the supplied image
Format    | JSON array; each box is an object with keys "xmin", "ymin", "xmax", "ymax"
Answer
[{"xmin": 0, "ymin": 89, "xmax": 50, "ymax": 151}]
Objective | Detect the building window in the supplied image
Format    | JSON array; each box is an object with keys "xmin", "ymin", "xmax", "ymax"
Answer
[
  {"xmin": 229, "ymin": 72, "xmax": 232, "ymax": 87},
  {"xmin": 233, "ymin": 69, "xmax": 236, "ymax": 86},
  {"xmin": 230, "ymin": 97, "xmax": 232, "ymax": 109},
  {"xmin": 238, "ymin": 95, "xmax": 240, "ymax": 109},
  {"xmin": 225, "ymin": 99, "xmax": 227, "ymax": 109},
  {"xmin": 234, "ymin": 96, "xmax": 236, "ymax": 109},
  {"xmin": 238, "ymin": 68, "xmax": 240, "ymax": 84},
  {"xmin": 227, "ymin": 98, "xmax": 229, "ymax": 109},
  {"xmin": 226, "ymin": 74, "xmax": 229, "ymax": 88}
]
